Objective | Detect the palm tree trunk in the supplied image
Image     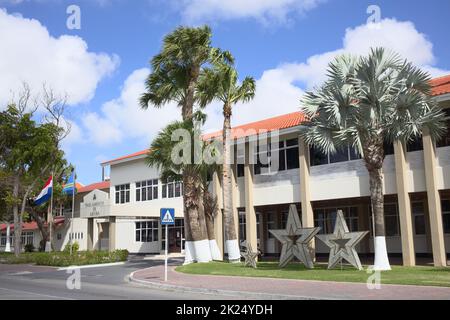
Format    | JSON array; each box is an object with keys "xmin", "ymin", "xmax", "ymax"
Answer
[
  {"xmin": 368, "ymin": 167, "xmax": 391, "ymax": 270},
  {"xmin": 203, "ymin": 189, "xmax": 222, "ymax": 260},
  {"xmin": 223, "ymin": 106, "xmax": 240, "ymax": 262},
  {"xmin": 182, "ymin": 68, "xmax": 212, "ymax": 264},
  {"xmin": 182, "ymin": 170, "xmax": 211, "ymax": 264},
  {"xmin": 13, "ymin": 175, "xmax": 21, "ymax": 257}
]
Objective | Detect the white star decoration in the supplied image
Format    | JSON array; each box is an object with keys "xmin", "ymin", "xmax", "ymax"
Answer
[
  {"xmin": 316, "ymin": 210, "xmax": 369, "ymax": 270},
  {"xmin": 269, "ymin": 205, "xmax": 320, "ymax": 269}
]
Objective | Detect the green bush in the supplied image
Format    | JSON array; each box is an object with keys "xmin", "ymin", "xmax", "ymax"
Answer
[
  {"xmin": 63, "ymin": 241, "xmax": 80, "ymax": 254},
  {"xmin": 0, "ymin": 249, "xmax": 129, "ymax": 267}
]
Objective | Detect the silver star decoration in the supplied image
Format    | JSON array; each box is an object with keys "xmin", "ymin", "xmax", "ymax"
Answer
[
  {"xmin": 240, "ymin": 242, "xmax": 258, "ymax": 269},
  {"xmin": 269, "ymin": 205, "xmax": 320, "ymax": 269},
  {"xmin": 316, "ymin": 210, "xmax": 369, "ymax": 270}
]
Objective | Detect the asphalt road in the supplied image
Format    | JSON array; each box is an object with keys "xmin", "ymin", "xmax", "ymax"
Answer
[{"xmin": 0, "ymin": 257, "xmax": 228, "ymax": 300}]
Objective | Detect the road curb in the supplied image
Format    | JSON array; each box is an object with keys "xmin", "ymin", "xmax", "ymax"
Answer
[{"xmin": 128, "ymin": 270, "xmax": 322, "ymax": 300}]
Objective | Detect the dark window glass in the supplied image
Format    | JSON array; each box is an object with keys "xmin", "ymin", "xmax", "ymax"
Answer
[
  {"xmin": 406, "ymin": 137, "xmax": 423, "ymax": 152},
  {"xmin": 437, "ymin": 109, "xmax": 450, "ymax": 148},
  {"xmin": 278, "ymin": 149, "xmax": 286, "ymax": 171},
  {"xmin": 237, "ymin": 164, "xmax": 245, "ymax": 177},
  {"xmin": 162, "ymin": 185, "xmax": 167, "ymax": 198},
  {"xmin": 330, "ymin": 147, "xmax": 349, "ymax": 163},
  {"xmin": 412, "ymin": 202, "xmax": 426, "ymax": 235},
  {"xmin": 286, "ymin": 147, "xmax": 299, "ymax": 169},
  {"xmin": 384, "ymin": 142, "xmax": 395, "ymax": 155},
  {"xmin": 349, "ymin": 147, "xmax": 361, "ymax": 160},
  {"xmin": 309, "ymin": 146, "xmax": 328, "ymax": 166},
  {"xmin": 153, "ymin": 186, "xmax": 158, "ymax": 200},
  {"xmin": 175, "ymin": 182, "xmax": 181, "ymax": 197},
  {"xmin": 384, "ymin": 204, "xmax": 399, "ymax": 237},
  {"xmin": 286, "ymin": 139, "xmax": 298, "ymax": 147},
  {"xmin": 168, "ymin": 183, "xmax": 174, "ymax": 198}
]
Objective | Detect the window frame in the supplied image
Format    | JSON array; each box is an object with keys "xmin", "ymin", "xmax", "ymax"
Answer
[
  {"xmin": 115, "ymin": 183, "xmax": 130, "ymax": 204},
  {"xmin": 135, "ymin": 220, "xmax": 159, "ymax": 243},
  {"xmin": 136, "ymin": 179, "xmax": 158, "ymax": 202}
]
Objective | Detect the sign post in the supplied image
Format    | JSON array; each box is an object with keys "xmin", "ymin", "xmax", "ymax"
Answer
[{"xmin": 160, "ymin": 208, "xmax": 175, "ymax": 282}]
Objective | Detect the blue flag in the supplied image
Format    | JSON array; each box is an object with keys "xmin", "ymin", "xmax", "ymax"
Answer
[{"xmin": 62, "ymin": 172, "xmax": 76, "ymax": 196}]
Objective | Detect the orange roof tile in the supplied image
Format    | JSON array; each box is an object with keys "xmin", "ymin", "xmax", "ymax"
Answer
[
  {"xmin": 101, "ymin": 150, "xmax": 149, "ymax": 166},
  {"xmin": 203, "ymin": 111, "xmax": 306, "ymax": 140},
  {"xmin": 431, "ymin": 74, "xmax": 450, "ymax": 97},
  {"xmin": 101, "ymin": 74, "xmax": 450, "ymax": 166},
  {"xmin": 102, "ymin": 112, "xmax": 306, "ymax": 165},
  {"xmin": 1, "ymin": 217, "xmax": 65, "ymax": 232},
  {"xmin": 78, "ymin": 181, "xmax": 110, "ymax": 193}
]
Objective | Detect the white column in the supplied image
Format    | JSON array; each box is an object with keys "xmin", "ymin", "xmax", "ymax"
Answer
[{"xmin": 5, "ymin": 224, "xmax": 11, "ymax": 252}]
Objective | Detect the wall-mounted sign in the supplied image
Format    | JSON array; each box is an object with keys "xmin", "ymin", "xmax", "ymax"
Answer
[{"xmin": 80, "ymin": 190, "xmax": 110, "ymax": 218}]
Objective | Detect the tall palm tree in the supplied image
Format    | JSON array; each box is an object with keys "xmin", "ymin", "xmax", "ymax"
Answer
[
  {"xmin": 146, "ymin": 117, "xmax": 222, "ymax": 261},
  {"xmin": 300, "ymin": 48, "xmax": 446, "ymax": 270},
  {"xmin": 197, "ymin": 62, "xmax": 256, "ymax": 262},
  {"xmin": 140, "ymin": 26, "xmax": 231, "ymax": 263}
]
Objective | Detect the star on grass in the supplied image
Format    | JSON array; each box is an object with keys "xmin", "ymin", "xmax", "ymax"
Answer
[
  {"xmin": 241, "ymin": 242, "xmax": 258, "ymax": 268},
  {"xmin": 316, "ymin": 210, "xmax": 369, "ymax": 270},
  {"xmin": 269, "ymin": 205, "xmax": 320, "ymax": 269}
]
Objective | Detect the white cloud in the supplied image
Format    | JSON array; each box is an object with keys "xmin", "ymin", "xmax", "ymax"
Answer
[
  {"xmin": 81, "ymin": 68, "xmax": 180, "ymax": 147},
  {"xmin": 0, "ymin": 9, "xmax": 119, "ymax": 107},
  {"xmin": 177, "ymin": 0, "xmax": 324, "ymax": 24}
]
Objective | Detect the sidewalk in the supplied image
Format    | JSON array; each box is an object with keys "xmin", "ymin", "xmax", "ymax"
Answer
[{"xmin": 130, "ymin": 263, "xmax": 450, "ymax": 300}]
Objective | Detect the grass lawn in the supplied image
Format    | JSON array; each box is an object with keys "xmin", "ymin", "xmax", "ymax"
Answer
[{"xmin": 176, "ymin": 261, "xmax": 450, "ymax": 287}]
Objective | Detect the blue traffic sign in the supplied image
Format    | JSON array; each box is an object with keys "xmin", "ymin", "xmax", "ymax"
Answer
[{"xmin": 160, "ymin": 208, "xmax": 175, "ymax": 225}]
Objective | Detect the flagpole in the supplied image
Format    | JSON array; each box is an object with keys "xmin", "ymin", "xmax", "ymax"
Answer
[
  {"xmin": 48, "ymin": 172, "xmax": 54, "ymax": 252},
  {"xmin": 70, "ymin": 169, "xmax": 75, "ymax": 255}
]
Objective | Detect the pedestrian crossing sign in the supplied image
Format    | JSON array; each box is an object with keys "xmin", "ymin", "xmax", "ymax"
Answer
[{"xmin": 160, "ymin": 208, "xmax": 175, "ymax": 225}]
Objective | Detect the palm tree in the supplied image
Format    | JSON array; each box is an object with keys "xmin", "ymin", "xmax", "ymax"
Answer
[
  {"xmin": 300, "ymin": 48, "xmax": 446, "ymax": 270},
  {"xmin": 197, "ymin": 62, "xmax": 256, "ymax": 262},
  {"xmin": 146, "ymin": 117, "xmax": 223, "ymax": 261},
  {"xmin": 140, "ymin": 26, "xmax": 231, "ymax": 263}
]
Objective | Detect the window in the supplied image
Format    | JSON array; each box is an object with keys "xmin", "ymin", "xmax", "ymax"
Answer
[
  {"xmin": 442, "ymin": 200, "xmax": 450, "ymax": 234},
  {"xmin": 315, "ymin": 206, "xmax": 359, "ymax": 234},
  {"xmin": 57, "ymin": 233, "xmax": 62, "ymax": 240},
  {"xmin": 254, "ymin": 139, "xmax": 299, "ymax": 175},
  {"xmin": 330, "ymin": 147, "xmax": 350, "ymax": 164},
  {"xmin": 310, "ymin": 145, "xmax": 361, "ymax": 166},
  {"xmin": 236, "ymin": 145, "xmax": 245, "ymax": 178},
  {"xmin": 0, "ymin": 233, "xmax": 7, "ymax": 246},
  {"xmin": 384, "ymin": 142, "xmax": 395, "ymax": 156},
  {"xmin": 437, "ymin": 109, "xmax": 450, "ymax": 148},
  {"xmin": 281, "ymin": 211, "xmax": 288, "ymax": 229},
  {"xmin": 136, "ymin": 179, "xmax": 158, "ymax": 202},
  {"xmin": 136, "ymin": 220, "xmax": 159, "ymax": 242},
  {"xmin": 343, "ymin": 207, "xmax": 359, "ymax": 232},
  {"xmin": 310, "ymin": 146, "xmax": 328, "ymax": 166},
  {"xmin": 406, "ymin": 137, "xmax": 423, "ymax": 152},
  {"xmin": 162, "ymin": 179, "xmax": 182, "ymax": 199},
  {"xmin": 238, "ymin": 211, "xmax": 246, "ymax": 243},
  {"xmin": 115, "ymin": 184, "xmax": 130, "ymax": 204},
  {"xmin": 314, "ymin": 209, "xmax": 328, "ymax": 234},
  {"xmin": 21, "ymin": 232, "xmax": 34, "ymax": 246},
  {"xmin": 384, "ymin": 203, "xmax": 400, "ymax": 237},
  {"xmin": 411, "ymin": 202, "xmax": 426, "ymax": 235},
  {"xmin": 267, "ymin": 212, "xmax": 276, "ymax": 239}
]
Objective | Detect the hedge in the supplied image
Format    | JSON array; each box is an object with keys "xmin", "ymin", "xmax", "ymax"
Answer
[{"xmin": 0, "ymin": 250, "xmax": 129, "ymax": 267}]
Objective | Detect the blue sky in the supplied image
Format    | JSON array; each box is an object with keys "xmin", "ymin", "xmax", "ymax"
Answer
[{"xmin": 1, "ymin": 0, "xmax": 449, "ymax": 185}]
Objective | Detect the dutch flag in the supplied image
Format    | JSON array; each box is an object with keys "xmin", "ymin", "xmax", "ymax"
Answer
[{"xmin": 34, "ymin": 176, "xmax": 53, "ymax": 206}]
